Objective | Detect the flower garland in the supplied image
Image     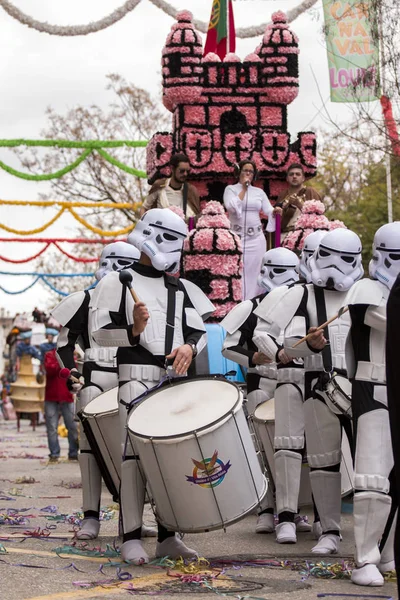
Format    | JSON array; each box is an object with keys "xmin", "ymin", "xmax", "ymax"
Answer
[
  {"xmin": 0, "ymin": 242, "xmax": 99, "ymax": 264},
  {"xmin": 0, "ymin": 271, "xmax": 95, "ymax": 296},
  {"xmin": 0, "ymin": 199, "xmax": 138, "ymax": 209},
  {"xmin": 0, "ymin": 0, "xmax": 319, "ymax": 38},
  {"xmin": 0, "ymin": 139, "xmax": 148, "ymax": 181},
  {"xmin": 0, "ymin": 207, "xmax": 134, "ymax": 236}
]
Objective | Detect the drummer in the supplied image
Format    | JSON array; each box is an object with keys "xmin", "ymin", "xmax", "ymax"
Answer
[
  {"xmin": 91, "ymin": 208, "xmax": 214, "ymax": 565},
  {"xmin": 51, "ymin": 243, "xmax": 147, "ymax": 540},
  {"xmin": 221, "ymin": 248, "xmax": 313, "ymax": 536}
]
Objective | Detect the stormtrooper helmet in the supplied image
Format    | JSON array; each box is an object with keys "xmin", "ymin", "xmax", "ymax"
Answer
[
  {"xmin": 95, "ymin": 242, "xmax": 140, "ymax": 281},
  {"xmin": 257, "ymin": 247, "xmax": 299, "ymax": 292},
  {"xmin": 369, "ymin": 222, "xmax": 400, "ymax": 289},
  {"xmin": 309, "ymin": 229, "xmax": 363, "ymax": 291},
  {"xmin": 128, "ymin": 208, "xmax": 187, "ymax": 274},
  {"xmin": 299, "ymin": 230, "xmax": 328, "ymax": 283}
]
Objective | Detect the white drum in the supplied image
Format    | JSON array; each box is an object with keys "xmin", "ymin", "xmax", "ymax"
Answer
[
  {"xmin": 127, "ymin": 376, "xmax": 267, "ymax": 533},
  {"xmin": 79, "ymin": 388, "xmax": 121, "ymax": 501},
  {"xmin": 252, "ymin": 398, "xmax": 354, "ymax": 504}
]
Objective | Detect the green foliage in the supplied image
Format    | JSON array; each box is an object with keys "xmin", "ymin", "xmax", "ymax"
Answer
[{"xmin": 325, "ymin": 159, "xmax": 400, "ymax": 267}]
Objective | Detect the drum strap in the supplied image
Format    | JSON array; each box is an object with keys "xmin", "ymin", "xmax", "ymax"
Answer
[
  {"xmin": 164, "ymin": 275, "xmax": 178, "ymax": 357},
  {"xmin": 314, "ymin": 285, "xmax": 332, "ymax": 372}
]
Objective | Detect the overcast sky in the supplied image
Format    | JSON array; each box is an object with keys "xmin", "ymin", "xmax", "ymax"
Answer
[{"xmin": 0, "ymin": 0, "xmax": 357, "ymax": 316}]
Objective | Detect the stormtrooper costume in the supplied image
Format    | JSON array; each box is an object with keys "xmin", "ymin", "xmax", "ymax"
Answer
[
  {"xmin": 90, "ymin": 209, "xmax": 214, "ymax": 565},
  {"xmin": 343, "ymin": 222, "xmax": 400, "ymax": 587},
  {"xmin": 299, "ymin": 230, "xmax": 329, "ymax": 283},
  {"xmin": 253, "ymin": 236, "xmax": 328, "ymax": 544},
  {"xmin": 221, "ymin": 248, "xmax": 300, "ymax": 535},
  {"xmin": 52, "ymin": 242, "xmax": 141, "ymax": 540},
  {"xmin": 254, "ymin": 229, "xmax": 363, "ymax": 553}
]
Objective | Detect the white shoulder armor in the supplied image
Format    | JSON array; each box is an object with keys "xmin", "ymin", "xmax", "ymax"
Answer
[
  {"xmin": 51, "ymin": 290, "xmax": 86, "ymax": 326},
  {"xmin": 254, "ymin": 284, "xmax": 305, "ymax": 331},
  {"xmin": 220, "ymin": 300, "xmax": 254, "ymax": 334},
  {"xmin": 344, "ymin": 278, "xmax": 385, "ymax": 308},
  {"xmin": 180, "ymin": 278, "xmax": 215, "ymax": 320},
  {"xmin": 90, "ymin": 271, "xmax": 123, "ymax": 312}
]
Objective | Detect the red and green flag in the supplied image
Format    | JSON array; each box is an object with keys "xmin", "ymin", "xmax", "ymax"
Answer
[{"xmin": 204, "ymin": 0, "xmax": 236, "ymax": 60}]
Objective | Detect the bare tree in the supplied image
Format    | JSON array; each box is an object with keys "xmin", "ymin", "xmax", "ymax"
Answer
[{"xmin": 13, "ymin": 74, "xmax": 170, "ymax": 305}]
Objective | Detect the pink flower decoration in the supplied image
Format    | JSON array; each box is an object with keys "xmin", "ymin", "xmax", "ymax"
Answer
[
  {"xmin": 176, "ymin": 10, "xmax": 193, "ymax": 22},
  {"xmin": 216, "ymin": 229, "xmax": 236, "ymax": 251},
  {"xmin": 303, "ymin": 200, "xmax": 325, "ymax": 214},
  {"xmin": 224, "ymin": 53, "xmax": 241, "ymax": 62},
  {"xmin": 203, "ymin": 52, "xmax": 221, "ymax": 63},
  {"xmin": 209, "ymin": 279, "xmax": 229, "ymax": 299},
  {"xmin": 329, "ymin": 220, "xmax": 347, "ymax": 230},
  {"xmin": 193, "ymin": 230, "xmax": 214, "ymax": 252}
]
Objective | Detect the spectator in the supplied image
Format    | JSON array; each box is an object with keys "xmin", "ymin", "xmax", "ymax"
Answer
[
  {"xmin": 16, "ymin": 331, "xmax": 42, "ymax": 360},
  {"xmin": 141, "ymin": 153, "xmax": 200, "ymax": 221},
  {"xmin": 43, "ymin": 348, "xmax": 78, "ymax": 463}
]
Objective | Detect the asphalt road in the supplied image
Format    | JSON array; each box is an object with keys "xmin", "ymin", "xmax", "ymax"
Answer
[{"xmin": 0, "ymin": 415, "xmax": 396, "ymax": 600}]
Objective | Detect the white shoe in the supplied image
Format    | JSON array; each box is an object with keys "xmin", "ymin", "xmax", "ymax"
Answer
[
  {"xmin": 156, "ymin": 535, "xmax": 198, "ymax": 560},
  {"xmin": 141, "ymin": 524, "xmax": 157, "ymax": 537},
  {"xmin": 75, "ymin": 518, "xmax": 100, "ymax": 540},
  {"xmin": 378, "ymin": 559, "xmax": 395, "ymax": 573},
  {"xmin": 351, "ymin": 564, "xmax": 384, "ymax": 587},
  {"xmin": 311, "ymin": 533, "xmax": 340, "ymax": 555},
  {"xmin": 294, "ymin": 515, "xmax": 311, "ymax": 532},
  {"xmin": 312, "ymin": 521, "xmax": 323, "ymax": 539},
  {"xmin": 276, "ymin": 522, "xmax": 297, "ymax": 544},
  {"xmin": 255, "ymin": 513, "xmax": 275, "ymax": 534},
  {"xmin": 121, "ymin": 540, "xmax": 149, "ymax": 565}
]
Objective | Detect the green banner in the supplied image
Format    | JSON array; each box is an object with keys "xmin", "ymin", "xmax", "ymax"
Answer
[{"xmin": 323, "ymin": 0, "xmax": 380, "ymax": 103}]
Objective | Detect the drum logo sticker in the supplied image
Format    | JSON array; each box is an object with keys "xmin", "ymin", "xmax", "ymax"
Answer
[{"xmin": 186, "ymin": 450, "xmax": 231, "ymax": 488}]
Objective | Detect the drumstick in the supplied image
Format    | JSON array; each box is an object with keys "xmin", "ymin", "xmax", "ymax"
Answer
[
  {"xmin": 119, "ymin": 270, "xmax": 140, "ymax": 303},
  {"xmin": 292, "ymin": 306, "xmax": 349, "ymax": 348},
  {"xmin": 59, "ymin": 368, "xmax": 81, "ymax": 383}
]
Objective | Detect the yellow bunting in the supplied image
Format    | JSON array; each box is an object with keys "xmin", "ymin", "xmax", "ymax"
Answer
[
  {"xmin": 0, "ymin": 207, "xmax": 66, "ymax": 234},
  {"xmin": 0, "ymin": 206, "xmax": 136, "ymax": 236},
  {"xmin": 69, "ymin": 208, "xmax": 134, "ymax": 236}
]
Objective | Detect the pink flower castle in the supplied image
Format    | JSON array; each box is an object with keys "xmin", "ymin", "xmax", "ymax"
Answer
[
  {"xmin": 183, "ymin": 201, "xmax": 242, "ymax": 321},
  {"xmin": 146, "ymin": 9, "xmax": 317, "ymax": 202}
]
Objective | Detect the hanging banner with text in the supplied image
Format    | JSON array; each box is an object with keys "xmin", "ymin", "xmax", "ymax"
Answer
[{"xmin": 323, "ymin": 0, "xmax": 380, "ymax": 102}]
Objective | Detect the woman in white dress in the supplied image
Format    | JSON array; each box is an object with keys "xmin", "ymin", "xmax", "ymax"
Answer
[{"xmin": 224, "ymin": 161, "xmax": 279, "ymax": 300}]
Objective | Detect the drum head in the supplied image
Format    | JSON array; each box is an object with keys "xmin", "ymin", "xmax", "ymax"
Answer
[
  {"xmin": 253, "ymin": 398, "xmax": 275, "ymax": 423},
  {"xmin": 128, "ymin": 378, "xmax": 241, "ymax": 439},
  {"xmin": 83, "ymin": 387, "xmax": 118, "ymax": 415}
]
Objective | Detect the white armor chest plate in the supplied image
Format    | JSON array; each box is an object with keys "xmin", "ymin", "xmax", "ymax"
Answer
[
  {"xmin": 124, "ymin": 273, "xmax": 185, "ymax": 356},
  {"xmin": 305, "ymin": 288, "xmax": 349, "ymax": 372}
]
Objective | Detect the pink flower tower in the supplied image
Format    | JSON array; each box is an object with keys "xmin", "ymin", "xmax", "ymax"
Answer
[
  {"xmin": 283, "ymin": 200, "xmax": 346, "ymax": 252},
  {"xmin": 147, "ymin": 10, "xmax": 317, "ymax": 203},
  {"xmin": 183, "ymin": 201, "xmax": 242, "ymax": 321}
]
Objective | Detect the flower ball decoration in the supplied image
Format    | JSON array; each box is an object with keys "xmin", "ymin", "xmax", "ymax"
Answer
[
  {"xmin": 283, "ymin": 199, "xmax": 346, "ymax": 252},
  {"xmin": 183, "ymin": 201, "xmax": 242, "ymax": 321}
]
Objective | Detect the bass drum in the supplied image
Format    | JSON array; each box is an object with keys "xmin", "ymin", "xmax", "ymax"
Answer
[
  {"xmin": 79, "ymin": 387, "xmax": 120, "ymax": 501},
  {"xmin": 127, "ymin": 376, "xmax": 267, "ymax": 533},
  {"xmin": 252, "ymin": 398, "xmax": 353, "ymax": 504}
]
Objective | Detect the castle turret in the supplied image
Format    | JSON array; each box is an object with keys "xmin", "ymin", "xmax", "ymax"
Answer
[
  {"xmin": 258, "ymin": 11, "xmax": 300, "ymax": 103},
  {"xmin": 162, "ymin": 10, "xmax": 203, "ymax": 110}
]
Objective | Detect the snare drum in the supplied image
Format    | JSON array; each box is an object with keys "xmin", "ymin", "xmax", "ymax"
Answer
[
  {"xmin": 127, "ymin": 376, "xmax": 267, "ymax": 533},
  {"xmin": 252, "ymin": 398, "xmax": 353, "ymax": 503},
  {"xmin": 79, "ymin": 388, "xmax": 121, "ymax": 501}
]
